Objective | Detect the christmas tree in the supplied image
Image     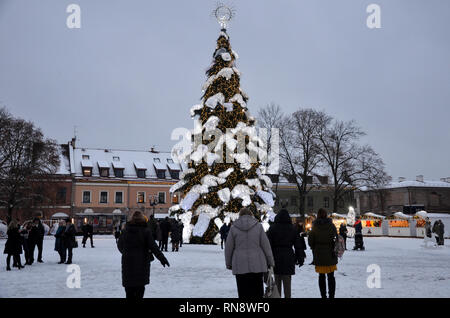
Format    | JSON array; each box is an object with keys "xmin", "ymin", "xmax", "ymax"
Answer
[{"xmin": 170, "ymin": 7, "xmax": 275, "ymax": 244}]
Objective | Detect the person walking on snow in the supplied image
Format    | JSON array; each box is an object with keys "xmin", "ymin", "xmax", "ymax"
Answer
[
  {"xmin": 308, "ymin": 208, "xmax": 338, "ymax": 299},
  {"xmin": 63, "ymin": 218, "xmax": 77, "ymax": 264},
  {"xmin": 437, "ymin": 220, "xmax": 445, "ymax": 246},
  {"xmin": 225, "ymin": 208, "xmax": 274, "ymax": 298},
  {"xmin": 170, "ymin": 219, "xmax": 181, "ymax": 252},
  {"xmin": 266, "ymin": 209, "xmax": 306, "ymax": 298},
  {"xmin": 81, "ymin": 220, "xmax": 94, "ymax": 248},
  {"xmin": 54, "ymin": 220, "xmax": 67, "ymax": 263},
  {"xmin": 219, "ymin": 222, "xmax": 230, "ymax": 250},
  {"xmin": 3, "ymin": 220, "xmax": 24, "ymax": 271},
  {"xmin": 117, "ymin": 211, "xmax": 170, "ymax": 300},
  {"xmin": 159, "ymin": 217, "xmax": 171, "ymax": 252},
  {"xmin": 34, "ymin": 218, "xmax": 45, "ymax": 263},
  {"xmin": 339, "ymin": 223, "xmax": 348, "ymax": 250}
]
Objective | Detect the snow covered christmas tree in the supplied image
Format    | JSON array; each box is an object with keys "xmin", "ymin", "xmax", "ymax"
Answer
[{"xmin": 170, "ymin": 6, "xmax": 275, "ymax": 244}]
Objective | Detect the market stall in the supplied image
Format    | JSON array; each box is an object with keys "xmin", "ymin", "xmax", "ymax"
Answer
[
  {"xmin": 361, "ymin": 212, "xmax": 386, "ymax": 236},
  {"xmin": 331, "ymin": 213, "xmax": 347, "ymax": 232},
  {"xmin": 387, "ymin": 212, "xmax": 413, "ymax": 237},
  {"xmin": 413, "ymin": 210, "xmax": 427, "ymax": 237}
]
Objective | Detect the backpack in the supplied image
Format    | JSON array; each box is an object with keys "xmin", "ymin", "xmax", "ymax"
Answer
[{"xmin": 334, "ymin": 235, "xmax": 345, "ymax": 259}]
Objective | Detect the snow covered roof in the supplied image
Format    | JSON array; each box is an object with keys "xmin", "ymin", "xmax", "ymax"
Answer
[
  {"xmin": 360, "ymin": 180, "xmax": 450, "ymax": 191},
  {"xmin": 55, "ymin": 145, "xmax": 71, "ymax": 175},
  {"xmin": 51, "ymin": 212, "xmax": 69, "ymax": 218},
  {"xmin": 134, "ymin": 161, "xmax": 147, "ymax": 170},
  {"xmin": 112, "ymin": 161, "xmax": 125, "ymax": 169},
  {"xmin": 393, "ymin": 212, "xmax": 412, "ymax": 219},
  {"xmin": 153, "ymin": 161, "xmax": 166, "ymax": 171},
  {"xmin": 71, "ymin": 147, "xmax": 182, "ymax": 180},
  {"xmin": 97, "ymin": 161, "xmax": 109, "ymax": 169},
  {"xmin": 81, "ymin": 160, "xmax": 93, "ymax": 168},
  {"xmin": 167, "ymin": 161, "xmax": 181, "ymax": 171},
  {"xmin": 363, "ymin": 212, "xmax": 385, "ymax": 219}
]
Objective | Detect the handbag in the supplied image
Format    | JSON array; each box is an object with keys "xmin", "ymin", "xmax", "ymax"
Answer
[{"xmin": 263, "ymin": 267, "xmax": 280, "ymax": 298}]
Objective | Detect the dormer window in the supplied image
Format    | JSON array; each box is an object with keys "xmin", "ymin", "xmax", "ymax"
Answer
[
  {"xmin": 134, "ymin": 162, "xmax": 147, "ymax": 178},
  {"xmin": 113, "ymin": 156, "xmax": 120, "ymax": 161},
  {"xmin": 112, "ymin": 160, "xmax": 125, "ymax": 178},
  {"xmin": 166, "ymin": 158, "xmax": 180, "ymax": 180},
  {"xmin": 82, "ymin": 155, "xmax": 90, "ymax": 160},
  {"xmin": 153, "ymin": 158, "xmax": 166, "ymax": 179},
  {"xmin": 81, "ymin": 158, "xmax": 93, "ymax": 177},
  {"xmin": 97, "ymin": 161, "xmax": 110, "ymax": 177}
]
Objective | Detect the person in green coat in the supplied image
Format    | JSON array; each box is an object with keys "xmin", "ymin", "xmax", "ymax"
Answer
[{"xmin": 308, "ymin": 208, "xmax": 338, "ymax": 298}]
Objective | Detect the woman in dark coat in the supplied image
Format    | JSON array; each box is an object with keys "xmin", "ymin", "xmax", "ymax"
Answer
[
  {"xmin": 267, "ymin": 209, "xmax": 306, "ymax": 298},
  {"xmin": 54, "ymin": 220, "xmax": 66, "ymax": 264},
  {"xmin": 170, "ymin": 220, "xmax": 181, "ymax": 252},
  {"xmin": 308, "ymin": 208, "xmax": 338, "ymax": 299},
  {"xmin": 63, "ymin": 218, "xmax": 77, "ymax": 264},
  {"xmin": 3, "ymin": 220, "xmax": 24, "ymax": 270},
  {"xmin": 118, "ymin": 211, "xmax": 170, "ymax": 300},
  {"xmin": 339, "ymin": 223, "xmax": 348, "ymax": 250}
]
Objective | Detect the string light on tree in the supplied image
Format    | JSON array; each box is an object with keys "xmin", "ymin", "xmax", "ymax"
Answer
[{"xmin": 169, "ymin": 4, "xmax": 276, "ymax": 244}]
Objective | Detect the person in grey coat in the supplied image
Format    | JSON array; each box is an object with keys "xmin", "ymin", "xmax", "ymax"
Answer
[{"xmin": 225, "ymin": 208, "xmax": 275, "ymax": 298}]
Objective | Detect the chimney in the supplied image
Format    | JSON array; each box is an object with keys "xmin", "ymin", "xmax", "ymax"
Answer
[
  {"xmin": 398, "ymin": 177, "xmax": 406, "ymax": 182},
  {"xmin": 150, "ymin": 146, "xmax": 159, "ymax": 153},
  {"xmin": 441, "ymin": 178, "xmax": 447, "ymax": 182},
  {"xmin": 416, "ymin": 175, "xmax": 424, "ymax": 182},
  {"xmin": 446, "ymin": 177, "xmax": 450, "ymax": 183},
  {"xmin": 71, "ymin": 137, "xmax": 76, "ymax": 148}
]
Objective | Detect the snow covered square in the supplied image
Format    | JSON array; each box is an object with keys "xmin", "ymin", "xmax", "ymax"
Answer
[{"xmin": 1, "ymin": 236, "xmax": 449, "ymax": 298}]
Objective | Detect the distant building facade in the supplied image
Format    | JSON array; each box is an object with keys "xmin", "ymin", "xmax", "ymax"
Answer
[
  {"xmin": 0, "ymin": 140, "xmax": 183, "ymax": 231},
  {"xmin": 356, "ymin": 175, "xmax": 450, "ymax": 215},
  {"xmin": 270, "ymin": 175, "xmax": 356, "ymax": 215}
]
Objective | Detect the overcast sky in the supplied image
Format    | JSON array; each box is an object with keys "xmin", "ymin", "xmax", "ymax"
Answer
[{"xmin": 1, "ymin": 0, "xmax": 449, "ymax": 181}]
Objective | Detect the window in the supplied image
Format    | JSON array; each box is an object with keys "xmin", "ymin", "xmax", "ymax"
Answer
[
  {"xmin": 82, "ymin": 155, "xmax": 90, "ymax": 160},
  {"xmin": 323, "ymin": 197, "xmax": 330, "ymax": 208},
  {"xmin": 158, "ymin": 192, "xmax": 166, "ymax": 204},
  {"xmin": 154, "ymin": 158, "xmax": 161, "ymax": 162},
  {"xmin": 114, "ymin": 169, "xmax": 124, "ymax": 178},
  {"xmin": 290, "ymin": 196, "xmax": 297, "ymax": 206},
  {"xmin": 307, "ymin": 196, "xmax": 314, "ymax": 208},
  {"xmin": 156, "ymin": 170, "xmax": 166, "ymax": 179},
  {"xmin": 137, "ymin": 192, "xmax": 145, "ymax": 203},
  {"xmin": 113, "ymin": 156, "xmax": 120, "ymax": 161},
  {"xmin": 56, "ymin": 187, "xmax": 67, "ymax": 204},
  {"xmin": 82, "ymin": 191, "xmax": 91, "ymax": 203},
  {"xmin": 169, "ymin": 170, "xmax": 179, "ymax": 179},
  {"xmin": 137, "ymin": 170, "xmax": 146, "ymax": 178},
  {"xmin": 167, "ymin": 158, "xmax": 174, "ymax": 163},
  {"xmin": 172, "ymin": 194, "xmax": 179, "ymax": 204},
  {"xmin": 82, "ymin": 167, "xmax": 92, "ymax": 177},
  {"xmin": 115, "ymin": 192, "xmax": 123, "ymax": 204},
  {"xmin": 100, "ymin": 168, "xmax": 109, "ymax": 177},
  {"xmin": 100, "ymin": 191, "xmax": 108, "ymax": 204}
]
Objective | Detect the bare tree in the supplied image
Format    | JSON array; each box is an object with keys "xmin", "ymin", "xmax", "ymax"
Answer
[
  {"xmin": 257, "ymin": 103, "xmax": 284, "ymax": 197},
  {"xmin": 279, "ymin": 109, "xmax": 331, "ymax": 215},
  {"xmin": 0, "ymin": 109, "xmax": 60, "ymax": 221},
  {"xmin": 317, "ymin": 119, "xmax": 388, "ymax": 212}
]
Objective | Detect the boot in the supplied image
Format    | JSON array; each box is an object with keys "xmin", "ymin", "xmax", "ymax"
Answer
[
  {"xmin": 6, "ymin": 266, "xmax": 11, "ymax": 271},
  {"xmin": 319, "ymin": 274, "xmax": 327, "ymax": 299}
]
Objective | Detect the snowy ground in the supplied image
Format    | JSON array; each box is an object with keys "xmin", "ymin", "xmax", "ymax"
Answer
[{"xmin": 0, "ymin": 236, "xmax": 449, "ymax": 298}]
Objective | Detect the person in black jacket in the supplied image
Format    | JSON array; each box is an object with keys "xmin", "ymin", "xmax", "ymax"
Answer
[
  {"xmin": 33, "ymin": 218, "xmax": 45, "ymax": 263},
  {"xmin": 267, "ymin": 209, "xmax": 306, "ymax": 298},
  {"xmin": 339, "ymin": 223, "xmax": 348, "ymax": 250},
  {"xmin": 159, "ymin": 217, "xmax": 171, "ymax": 252},
  {"xmin": 27, "ymin": 222, "xmax": 39, "ymax": 265},
  {"xmin": 54, "ymin": 220, "xmax": 67, "ymax": 264},
  {"xmin": 219, "ymin": 223, "xmax": 230, "ymax": 250},
  {"xmin": 81, "ymin": 221, "xmax": 94, "ymax": 248},
  {"xmin": 147, "ymin": 215, "xmax": 158, "ymax": 241},
  {"xmin": 4, "ymin": 220, "xmax": 24, "ymax": 270},
  {"xmin": 170, "ymin": 220, "xmax": 181, "ymax": 252},
  {"xmin": 178, "ymin": 221, "xmax": 184, "ymax": 248},
  {"xmin": 117, "ymin": 211, "xmax": 170, "ymax": 300},
  {"xmin": 63, "ymin": 218, "xmax": 77, "ymax": 264}
]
